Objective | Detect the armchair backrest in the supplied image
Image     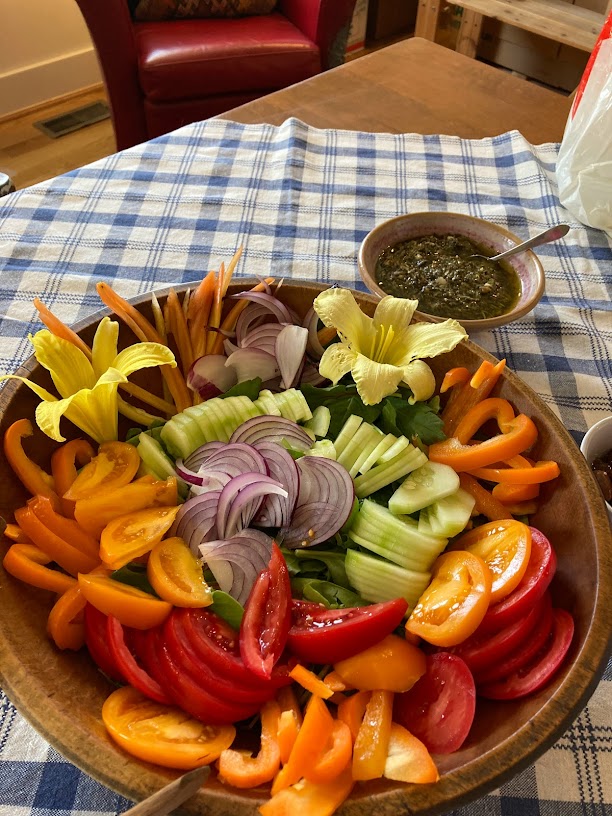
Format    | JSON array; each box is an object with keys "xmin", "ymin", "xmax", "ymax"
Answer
[{"xmin": 279, "ymin": 0, "xmax": 358, "ymax": 69}]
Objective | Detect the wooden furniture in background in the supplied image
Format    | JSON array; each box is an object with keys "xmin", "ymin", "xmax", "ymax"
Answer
[{"xmin": 220, "ymin": 37, "xmax": 572, "ymax": 143}]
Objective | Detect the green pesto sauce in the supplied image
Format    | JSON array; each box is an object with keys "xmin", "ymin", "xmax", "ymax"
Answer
[{"xmin": 375, "ymin": 234, "xmax": 521, "ymax": 320}]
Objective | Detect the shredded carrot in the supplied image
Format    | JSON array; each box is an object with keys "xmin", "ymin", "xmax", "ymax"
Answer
[
  {"xmin": 189, "ymin": 270, "xmax": 216, "ymax": 358},
  {"xmin": 221, "ymin": 246, "xmax": 243, "ymax": 297},
  {"xmin": 166, "ymin": 288, "xmax": 194, "ymax": 377},
  {"xmin": 205, "ymin": 263, "xmax": 226, "ymax": 354},
  {"xmin": 33, "ymin": 298, "xmax": 92, "ymax": 360},
  {"xmin": 289, "ymin": 664, "xmax": 334, "ymax": 699}
]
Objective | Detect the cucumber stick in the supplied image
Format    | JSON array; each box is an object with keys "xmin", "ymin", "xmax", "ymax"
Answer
[
  {"xmin": 349, "ymin": 499, "xmax": 447, "ymax": 572},
  {"xmin": 345, "ymin": 549, "xmax": 430, "ymax": 614},
  {"xmin": 353, "ymin": 445, "xmax": 427, "ymax": 498},
  {"xmin": 304, "ymin": 405, "xmax": 331, "ymax": 438},
  {"xmin": 389, "ymin": 462, "xmax": 460, "ymax": 515}
]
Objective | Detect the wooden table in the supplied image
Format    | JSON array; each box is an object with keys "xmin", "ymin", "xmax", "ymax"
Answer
[{"xmin": 219, "ymin": 37, "xmax": 572, "ymax": 143}]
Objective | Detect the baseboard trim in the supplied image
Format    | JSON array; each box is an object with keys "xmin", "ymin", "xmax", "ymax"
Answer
[{"xmin": 0, "ymin": 48, "xmax": 103, "ymax": 120}]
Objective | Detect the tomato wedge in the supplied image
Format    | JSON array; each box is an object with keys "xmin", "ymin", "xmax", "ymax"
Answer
[
  {"xmin": 287, "ymin": 597, "xmax": 408, "ymax": 665},
  {"xmin": 479, "ymin": 527, "xmax": 556, "ymax": 634},
  {"xmin": 64, "ymin": 441, "xmax": 140, "ymax": 501},
  {"xmin": 106, "ymin": 615, "xmax": 172, "ymax": 705},
  {"xmin": 100, "ymin": 506, "xmax": 180, "ymax": 570},
  {"xmin": 393, "ymin": 653, "xmax": 476, "ymax": 754},
  {"xmin": 102, "ymin": 685, "xmax": 235, "ymax": 770},
  {"xmin": 83, "ymin": 604, "xmax": 124, "ymax": 682},
  {"xmin": 147, "ymin": 536, "xmax": 212, "ymax": 608},
  {"xmin": 478, "ymin": 607, "xmax": 574, "ymax": 700},
  {"xmin": 78, "ymin": 573, "xmax": 172, "ymax": 630},
  {"xmin": 405, "ymin": 550, "xmax": 492, "ymax": 647},
  {"xmin": 239, "ymin": 543, "xmax": 291, "ymax": 680}
]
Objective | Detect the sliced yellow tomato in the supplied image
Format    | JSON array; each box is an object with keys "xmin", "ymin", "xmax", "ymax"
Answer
[
  {"xmin": 333, "ymin": 634, "xmax": 426, "ymax": 692},
  {"xmin": 100, "ymin": 506, "xmax": 180, "ymax": 570},
  {"xmin": 102, "ymin": 686, "xmax": 235, "ymax": 770},
  {"xmin": 146, "ymin": 536, "xmax": 212, "ymax": 608},
  {"xmin": 63, "ymin": 441, "xmax": 140, "ymax": 502},
  {"xmin": 451, "ymin": 518, "xmax": 532, "ymax": 603},
  {"xmin": 77, "ymin": 572, "xmax": 172, "ymax": 629},
  {"xmin": 405, "ymin": 550, "xmax": 492, "ymax": 647}
]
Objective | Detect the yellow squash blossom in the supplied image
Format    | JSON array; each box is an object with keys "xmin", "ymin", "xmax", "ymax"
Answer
[
  {"xmin": 313, "ymin": 288, "xmax": 467, "ymax": 406},
  {"xmin": 0, "ymin": 317, "xmax": 176, "ymax": 443}
]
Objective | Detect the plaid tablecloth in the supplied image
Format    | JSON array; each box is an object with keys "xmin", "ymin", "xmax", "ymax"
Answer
[{"xmin": 0, "ymin": 118, "xmax": 611, "ymax": 815}]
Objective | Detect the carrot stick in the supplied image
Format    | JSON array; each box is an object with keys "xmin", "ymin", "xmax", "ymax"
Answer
[
  {"xmin": 34, "ymin": 299, "xmax": 92, "ymax": 360},
  {"xmin": 205, "ymin": 263, "xmax": 226, "ymax": 354},
  {"xmin": 119, "ymin": 382, "xmax": 176, "ymax": 416},
  {"xmin": 189, "ymin": 270, "xmax": 216, "ymax": 358},
  {"xmin": 166, "ymin": 289, "xmax": 194, "ymax": 378},
  {"xmin": 96, "ymin": 282, "xmax": 192, "ymax": 412},
  {"xmin": 318, "ymin": 326, "xmax": 338, "ymax": 346},
  {"xmin": 221, "ymin": 246, "xmax": 243, "ymax": 297}
]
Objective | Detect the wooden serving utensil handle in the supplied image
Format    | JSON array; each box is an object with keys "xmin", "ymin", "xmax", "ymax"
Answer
[{"xmin": 122, "ymin": 766, "xmax": 209, "ymax": 816}]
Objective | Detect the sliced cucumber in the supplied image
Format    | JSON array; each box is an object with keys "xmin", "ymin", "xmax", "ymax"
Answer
[
  {"xmin": 389, "ymin": 461, "xmax": 460, "ymax": 516},
  {"xmin": 136, "ymin": 433, "xmax": 187, "ymax": 498},
  {"xmin": 273, "ymin": 389, "xmax": 313, "ymax": 422},
  {"xmin": 337, "ymin": 423, "xmax": 384, "ymax": 477},
  {"xmin": 160, "ymin": 414, "xmax": 203, "ymax": 459},
  {"xmin": 345, "ymin": 549, "xmax": 431, "ymax": 614},
  {"xmin": 427, "ymin": 488, "xmax": 476, "ymax": 538},
  {"xmin": 253, "ymin": 389, "xmax": 281, "ymax": 417},
  {"xmin": 378, "ymin": 435, "xmax": 411, "ymax": 463},
  {"xmin": 304, "ymin": 405, "xmax": 331, "ymax": 438},
  {"xmin": 333, "ymin": 415, "xmax": 363, "ymax": 457},
  {"xmin": 349, "ymin": 499, "xmax": 447, "ymax": 572},
  {"xmin": 353, "ymin": 445, "xmax": 427, "ymax": 499},
  {"xmin": 358, "ymin": 433, "xmax": 397, "ymax": 474},
  {"xmin": 308, "ymin": 439, "xmax": 337, "ymax": 459}
]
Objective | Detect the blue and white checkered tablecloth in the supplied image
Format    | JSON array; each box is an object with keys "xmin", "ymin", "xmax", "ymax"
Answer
[{"xmin": 0, "ymin": 118, "xmax": 611, "ymax": 815}]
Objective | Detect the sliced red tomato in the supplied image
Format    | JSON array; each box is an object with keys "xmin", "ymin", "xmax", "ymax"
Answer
[
  {"xmin": 106, "ymin": 615, "xmax": 172, "ymax": 705},
  {"xmin": 102, "ymin": 685, "xmax": 236, "ymax": 770},
  {"xmin": 478, "ymin": 527, "xmax": 556, "ymax": 634},
  {"xmin": 447, "ymin": 591, "xmax": 545, "ymax": 675},
  {"xmin": 287, "ymin": 597, "xmax": 408, "ymax": 665},
  {"xmin": 475, "ymin": 592, "xmax": 554, "ymax": 684},
  {"xmin": 239, "ymin": 543, "xmax": 291, "ymax": 680},
  {"xmin": 478, "ymin": 607, "xmax": 574, "ymax": 700},
  {"xmin": 393, "ymin": 653, "xmax": 476, "ymax": 754},
  {"xmin": 83, "ymin": 603, "xmax": 124, "ymax": 683}
]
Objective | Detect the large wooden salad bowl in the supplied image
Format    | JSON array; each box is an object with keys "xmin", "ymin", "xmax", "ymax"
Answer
[{"xmin": 0, "ymin": 280, "xmax": 610, "ymax": 815}]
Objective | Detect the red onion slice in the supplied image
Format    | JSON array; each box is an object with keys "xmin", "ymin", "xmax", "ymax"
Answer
[
  {"xmin": 253, "ymin": 441, "xmax": 300, "ymax": 527},
  {"xmin": 276, "ymin": 325, "xmax": 309, "ymax": 390},
  {"xmin": 184, "ymin": 441, "xmax": 225, "ymax": 472},
  {"xmin": 242, "ymin": 322, "xmax": 286, "ymax": 357},
  {"xmin": 172, "ymin": 490, "xmax": 222, "ymax": 554},
  {"xmin": 225, "ymin": 348, "xmax": 280, "ymax": 383},
  {"xmin": 280, "ymin": 501, "xmax": 348, "ymax": 548},
  {"xmin": 235, "ymin": 303, "xmax": 273, "ymax": 343},
  {"xmin": 200, "ymin": 529, "xmax": 274, "ymax": 605},
  {"xmin": 300, "ymin": 360, "xmax": 327, "ymax": 386},
  {"xmin": 216, "ymin": 472, "xmax": 288, "ymax": 539},
  {"xmin": 230, "ymin": 415, "xmax": 313, "ymax": 452},
  {"xmin": 175, "ymin": 461, "xmax": 229, "ymax": 490},
  {"xmin": 232, "ymin": 291, "xmax": 293, "ymax": 324},
  {"xmin": 187, "ymin": 355, "xmax": 237, "ymax": 400},
  {"xmin": 199, "ymin": 443, "xmax": 268, "ymax": 479},
  {"xmin": 303, "ymin": 307, "xmax": 326, "ymax": 360}
]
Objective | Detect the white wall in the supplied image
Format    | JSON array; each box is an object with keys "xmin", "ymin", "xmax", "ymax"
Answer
[{"xmin": 0, "ymin": 0, "xmax": 102, "ymax": 117}]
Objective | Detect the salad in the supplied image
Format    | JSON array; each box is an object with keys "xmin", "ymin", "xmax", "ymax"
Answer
[{"xmin": 0, "ymin": 256, "xmax": 573, "ymax": 815}]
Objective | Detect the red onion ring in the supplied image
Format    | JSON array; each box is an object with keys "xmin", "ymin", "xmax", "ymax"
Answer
[
  {"xmin": 276, "ymin": 325, "xmax": 309, "ymax": 390},
  {"xmin": 229, "ymin": 415, "xmax": 313, "ymax": 452},
  {"xmin": 231, "ymin": 291, "xmax": 293, "ymax": 324},
  {"xmin": 216, "ymin": 472, "xmax": 288, "ymax": 539},
  {"xmin": 253, "ymin": 441, "xmax": 300, "ymax": 527},
  {"xmin": 172, "ymin": 490, "xmax": 222, "ymax": 554}
]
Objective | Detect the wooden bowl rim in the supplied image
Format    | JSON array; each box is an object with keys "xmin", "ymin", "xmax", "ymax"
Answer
[{"xmin": 0, "ymin": 279, "xmax": 610, "ymax": 815}]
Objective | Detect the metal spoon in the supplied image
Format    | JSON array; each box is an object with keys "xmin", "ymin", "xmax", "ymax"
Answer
[{"xmin": 472, "ymin": 223, "xmax": 570, "ymax": 262}]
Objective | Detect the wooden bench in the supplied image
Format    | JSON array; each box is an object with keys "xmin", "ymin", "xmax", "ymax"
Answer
[{"xmin": 416, "ymin": 0, "xmax": 610, "ymax": 59}]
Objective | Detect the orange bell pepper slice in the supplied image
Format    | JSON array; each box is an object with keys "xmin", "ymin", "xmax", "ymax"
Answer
[
  {"xmin": 429, "ymin": 398, "xmax": 538, "ymax": 473},
  {"xmin": 352, "ymin": 689, "xmax": 394, "ymax": 781},
  {"xmin": 406, "ymin": 550, "xmax": 492, "ymax": 647},
  {"xmin": 276, "ymin": 686, "xmax": 302, "ymax": 765},
  {"xmin": 14, "ymin": 506, "xmax": 100, "ymax": 576},
  {"xmin": 440, "ymin": 367, "xmax": 470, "ymax": 393},
  {"xmin": 323, "ymin": 670, "xmax": 350, "ymax": 693},
  {"xmin": 3, "ymin": 419, "xmax": 57, "ymax": 499},
  {"xmin": 146, "ymin": 536, "xmax": 212, "ymax": 608},
  {"xmin": 217, "ymin": 700, "xmax": 281, "ymax": 788},
  {"xmin": 470, "ymin": 460, "xmax": 560, "ymax": 484},
  {"xmin": 459, "ymin": 473, "xmax": 513, "ymax": 521},
  {"xmin": 100, "ymin": 505, "xmax": 180, "ymax": 570},
  {"xmin": 441, "ymin": 359, "xmax": 506, "ymax": 436},
  {"xmin": 63, "ymin": 441, "xmax": 141, "ymax": 502},
  {"xmin": 306, "ymin": 720, "xmax": 352, "ymax": 784},
  {"xmin": 384, "ymin": 723, "xmax": 439, "ymax": 784},
  {"xmin": 492, "ymin": 481, "xmax": 540, "ymax": 503},
  {"xmin": 51, "ymin": 438, "xmax": 95, "ymax": 516},
  {"xmin": 47, "ymin": 583, "xmax": 87, "ymax": 651},
  {"xmin": 289, "ymin": 664, "xmax": 333, "ymax": 700},
  {"xmin": 77, "ymin": 572, "xmax": 172, "ymax": 629},
  {"xmin": 260, "ymin": 763, "xmax": 354, "ymax": 816},
  {"xmin": 3, "ymin": 523, "xmax": 31, "ymax": 543},
  {"xmin": 333, "ymin": 634, "xmax": 426, "ymax": 692},
  {"xmin": 452, "ymin": 518, "xmax": 532, "ymax": 603},
  {"xmin": 75, "ymin": 477, "xmax": 178, "ymax": 539},
  {"xmin": 271, "ymin": 695, "xmax": 333, "ymax": 795},
  {"xmin": 337, "ymin": 690, "xmax": 371, "ymax": 742},
  {"xmin": 3, "ymin": 542, "xmax": 76, "ymax": 594},
  {"xmin": 28, "ymin": 495, "xmax": 99, "ymax": 559}
]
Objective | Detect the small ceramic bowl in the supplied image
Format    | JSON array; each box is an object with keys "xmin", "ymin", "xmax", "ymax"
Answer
[
  {"xmin": 358, "ymin": 212, "xmax": 546, "ymax": 331},
  {"xmin": 580, "ymin": 415, "xmax": 612, "ymax": 523}
]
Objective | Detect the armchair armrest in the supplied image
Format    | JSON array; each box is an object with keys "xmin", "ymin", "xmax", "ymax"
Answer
[{"xmin": 279, "ymin": 0, "xmax": 358, "ymax": 69}]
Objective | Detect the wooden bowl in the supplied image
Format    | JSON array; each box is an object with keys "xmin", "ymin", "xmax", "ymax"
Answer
[
  {"xmin": 358, "ymin": 212, "xmax": 546, "ymax": 332},
  {"xmin": 1, "ymin": 280, "xmax": 611, "ymax": 816}
]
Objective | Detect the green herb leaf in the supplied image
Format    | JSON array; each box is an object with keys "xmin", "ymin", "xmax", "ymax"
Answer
[
  {"xmin": 293, "ymin": 550, "xmax": 350, "ymax": 587},
  {"xmin": 291, "ymin": 577, "xmax": 366, "ymax": 608},
  {"xmin": 210, "ymin": 590, "xmax": 244, "ymax": 630},
  {"xmin": 220, "ymin": 378, "xmax": 262, "ymax": 400}
]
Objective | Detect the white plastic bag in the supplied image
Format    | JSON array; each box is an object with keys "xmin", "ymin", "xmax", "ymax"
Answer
[{"xmin": 556, "ymin": 13, "xmax": 612, "ymax": 237}]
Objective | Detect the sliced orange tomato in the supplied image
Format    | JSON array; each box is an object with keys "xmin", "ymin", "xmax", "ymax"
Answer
[
  {"xmin": 47, "ymin": 583, "xmax": 87, "ymax": 651},
  {"xmin": 146, "ymin": 536, "xmax": 212, "ymax": 608},
  {"xmin": 63, "ymin": 441, "xmax": 141, "ymax": 502},
  {"xmin": 77, "ymin": 572, "xmax": 172, "ymax": 629},
  {"xmin": 102, "ymin": 685, "xmax": 235, "ymax": 770},
  {"xmin": 352, "ymin": 689, "xmax": 394, "ymax": 781},
  {"xmin": 383, "ymin": 723, "xmax": 439, "ymax": 784},
  {"xmin": 3, "ymin": 542, "xmax": 76, "ymax": 594},
  {"xmin": 3, "ymin": 419, "xmax": 57, "ymax": 499},
  {"xmin": 260, "ymin": 763, "xmax": 354, "ymax": 816},
  {"xmin": 75, "ymin": 477, "xmax": 178, "ymax": 539},
  {"xmin": 451, "ymin": 519, "xmax": 532, "ymax": 604},
  {"xmin": 100, "ymin": 506, "xmax": 180, "ymax": 570},
  {"xmin": 406, "ymin": 551, "xmax": 492, "ymax": 647},
  {"xmin": 217, "ymin": 700, "xmax": 281, "ymax": 788},
  {"xmin": 332, "ymin": 634, "xmax": 426, "ymax": 692}
]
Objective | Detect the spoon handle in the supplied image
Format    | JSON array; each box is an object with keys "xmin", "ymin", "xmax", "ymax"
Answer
[
  {"xmin": 491, "ymin": 224, "xmax": 570, "ymax": 261},
  {"xmin": 123, "ymin": 767, "xmax": 209, "ymax": 816}
]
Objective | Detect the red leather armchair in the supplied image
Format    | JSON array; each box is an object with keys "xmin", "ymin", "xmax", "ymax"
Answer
[{"xmin": 74, "ymin": 0, "xmax": 358, "ymax": 150}]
